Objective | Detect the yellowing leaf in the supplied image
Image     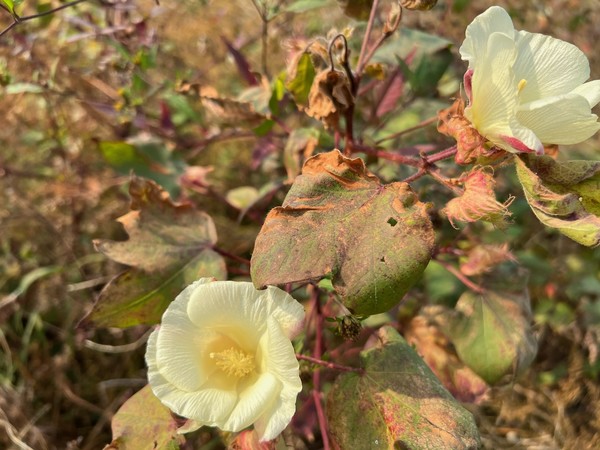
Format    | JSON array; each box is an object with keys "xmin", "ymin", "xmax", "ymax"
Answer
[
  {"xmin": 327, "ymin": 326, "xmax": 481, "ymax": 449},
  {"xmin": 443, "ymin": 168, "xmax": 513, "ymax": 227},
  {"xmin": 515, "ymin": 154, "xmax": 600, "ymax": 247},
  {"xmin": 84, "ymin": 177, "xmax": 226, "ymax": 328},
  {"xmin": 285, "ymin": 52, "xmax": 316, "ymax": 107},
  {"xmin": 108, "ymin": 385, "xmax": 184, "ymax": 450},
  {"xmin": 251, "ymin": 150, "xmax": 435, "ymax": 316}
]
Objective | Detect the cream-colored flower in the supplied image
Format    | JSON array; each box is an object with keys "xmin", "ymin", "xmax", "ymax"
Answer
[
  {"xmin": 460, "ymin": 6, "xmax": 600, "ymax": 154},
  {"xmin": 145, "ymin": 278, "xmax": 305, "ymax": 441}
]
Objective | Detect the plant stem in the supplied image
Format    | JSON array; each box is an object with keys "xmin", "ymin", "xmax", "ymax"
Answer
[
  {"xmin": 425, "ymin": 144, "xmax": 457, "ymax": 164},
  {"xmin": 311, "ymin": 288, "xmax": 331, "ymax": 450},
  {"xmin": 0, "ymin": 0, "xmax": 89, "ymax": 38},
  {"xmin": 436, "ymin": 259, "xmax": 486, "ymax": 294},
  {"xmin": 356, "ymin": 0, "xmax": 381, "ymax": 82},
  {"xmin": 376, "ymin": 116, "xmax": 437, "ymax": 144},
  {"xmin": 297, "ymin": 354, "xmax": 364, "ymax": 374}
]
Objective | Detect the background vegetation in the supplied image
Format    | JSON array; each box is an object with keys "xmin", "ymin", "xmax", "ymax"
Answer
[{"xmin": 1, "ymin": 0, "xmax": 599, "ymax": 448}]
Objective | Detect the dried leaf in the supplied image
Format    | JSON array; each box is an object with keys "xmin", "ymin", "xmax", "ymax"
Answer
[
  {"xmin": 460, "ymin": 244, "xmax": 516, "ymax": 277},
  {"xmin": 108, "ymin": 385, "xmax": 184, "ymax": 450},
  {"xmin": 251, "ymin": 150, "xmax": 435, "ymax": 316},
  {"xmin": 200, "ymin": 89, "xmax": 265, "ymax": 126},
  {"xmin": 305, "ymin": 69, "xmax": 354, "ymax": 129},
  {"xmin": 443, "ymin": 167, "xmax": 514, "ymax": 228},
  {"xmin": 327, "ymin": 326, "xmax": 481, "ymax": 449},
  {"xmin": 400, "ymin": 0, "xmax": 438, "ymax": 10},
  {"xmin": 437, "ymin": 99, "xmax": 504, "ymax": 165},
  {"xmin": 84, "ymin": 177, "xmax": 226, "ymax": 328},
  {"xmin": 283, "ymin": 128, "xmax": 319, "ymax": 181},
  {"xmin": 515, "ymin": 154, "xmax": 600, "ymax": 247}
]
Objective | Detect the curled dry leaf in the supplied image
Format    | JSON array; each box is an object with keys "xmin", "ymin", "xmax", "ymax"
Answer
[
  {"xmin": 404, "ymin": 307, "xmax": 489, "ymax": 403},
  {"xmin": 437, "ymin": 99, "xmax": 504, "ymax": 165},
  {"xmin": 305, "ymin": 69, "xmax": 354, "ymax": 129},
  {"xmin": 251, "ymin": 150, "xmax": 435, "ymax": 316},
  {"xmin": 443, "ymin": 167, "xmax": 514, "ymax": 228},
  {"xmin": 400, "ymin": 0, "xmax": 438, "ymax": 10},
  {"xmin": 199, "ymin": 86, "xmax": 265, "ymax": 126},
  {"xmin": 516, "ymin": 154, "xmax": 600, "ymax": 247},
  {"xmin": 460, "ymin": 243, "xmax": 516, "ymax": 276}
]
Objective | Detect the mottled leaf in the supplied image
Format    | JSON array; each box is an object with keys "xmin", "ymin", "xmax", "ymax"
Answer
[
  {"xmin": 443, "ymin": 168, "xmax": 513, "ymax": 228},
  {"xmin": 445, "ymin": 266, "xmax": 537, "ymax": 384},
  {"xmin": 251, "ymin": 150, "xmax": 435, "ymax": 316},
  {"xmin": 283, "ymin": 128, "xmax": 319, "ymax": 181},
  {"xmin": 85, "ymin": 177, "xmax": 226, "ymax": 328},
  {"xmin": 108, "ymin": 385, "xmax": 184, "ymax": 450},
  {"xmin": 285, "ymin": 52, "xmax": 316, "ymax": 107},
  {"xmin": 328, "ymin": 326, "xmax": 481, "ymax": 449},
  {"xmin": 515, "ymin": 154, "xmax": 600, "ymax": 247},
  {"xmin": 405, "ymin": 307, "xmax": 489, "ymax": 403}
]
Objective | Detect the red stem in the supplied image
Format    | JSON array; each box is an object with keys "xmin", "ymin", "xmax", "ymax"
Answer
[
  {"xmin": 436, "ymin": 259, "xmax": 486, "ymax": 294},
  {"xmin": 297, "ymin": 354, "xmax": 364, "ymax": 374},
  {"xmin": 312, "ymin": 289, "xmax": 331, "ymax": 450}
]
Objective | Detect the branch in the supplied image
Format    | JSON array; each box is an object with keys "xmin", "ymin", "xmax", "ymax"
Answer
[
  {"xmin": 0, "ymin": 0, "xmax": 89, "ymax": 39},
  {"xmin": 376, "ymin": 116, "xmax": 437, "ymax": 144},
  {"xmin": 311, "ymin": 288, "xmax": 331, "ymax": 450},
  {"xmin": 297, "ymin": 354, "xmax": 365, "ymax": 374},
  {"xmin": 356, "ymin": 0, "xmax": 380, "ymax": 82}
]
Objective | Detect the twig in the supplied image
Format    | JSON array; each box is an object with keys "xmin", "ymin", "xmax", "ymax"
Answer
[
  {"xmin": 83, "ymin": 329, "xmax": 153, "ymax": 354},
  {"xmin": 352, "ymin": 144, "xmax": 420, "ymax": 167},
  {"xmin": 297, "ymin": 354, "xmax": 364, "ymax": 374},
  {"xmin": 424, "ymin": 144, "xmax": 457, "ymax": 164},
  {"xmin": 212, "ymin": 246, "xmax": 251, "ymax": 265},
  {"xmin": 0, "ymin": 0, "xmax": 89, "ymax": 39},
  {"xmin": 436, "ymin": 259, "xmax": 486, "ymax": 294},
  {"xmin": 356, "ymin": 0, "xmax": 381, "ymax": 81},
  {"xmin": 376, "ymin": 116, "xmax": 437, "ymax": 144},
  {"xmin": 311, "ymin": 288, "xmax": 331, "ymax": 450}
]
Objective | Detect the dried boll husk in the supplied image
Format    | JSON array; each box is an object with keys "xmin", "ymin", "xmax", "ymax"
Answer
[{"xmin": 306, "ymin": 69, "xmax": 354, "ymax": 129}]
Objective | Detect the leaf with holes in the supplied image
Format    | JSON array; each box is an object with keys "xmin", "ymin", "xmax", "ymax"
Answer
[
  {"xmin": 107, "ymin": 385, "xmax": 184, "ymax": 450},
  {"xmin": 327, "ymin": 326, "xmax": 481, "ymax": 449},
  {"xmin": 444, "ymin": 265, "xmax": 537, "ymax": 384},
  {"xmin": 83, "ymin": 177, "xmax": 226, "ymax": 328},
  {"xmin": 251, "ymin": 150, "xmax": 435, "ymax": 316},
  {"xmin": 516, "ymin": 154, "xmax": 600, "ymax": 247}
]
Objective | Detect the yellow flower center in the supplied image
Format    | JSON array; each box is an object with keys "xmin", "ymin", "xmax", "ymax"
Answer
[
  {"xmin": 517, "ymin": 78, "xmax": 527, "ymax": 93},
  {"xmin": 210, "ymin": 347, "xmax": 255, "ymax": 378}
]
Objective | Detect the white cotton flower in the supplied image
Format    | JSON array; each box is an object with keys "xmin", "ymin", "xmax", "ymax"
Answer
[
  {"xmin": 145, "ymin": 278, "xmax": 305, "ymax": 442},
  {"xmin": 460, "ymin": 6, "xmax": 600, "ymax": 154}
]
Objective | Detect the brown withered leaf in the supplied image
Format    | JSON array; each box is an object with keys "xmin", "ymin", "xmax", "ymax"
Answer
[
  {"xmin": 443, "ymin": 167, "xmax": 514, "ymax": 228},
  {"xmin": 460, "ymin": 243, "xmax": 516, "ymax": 277},
  {"xmin": 437, "ymin": 99, "xmax": 503, "ymax": 165},
  {"xmin": 200, "ymin": 86, "xmax": 265, "ymax": 126},
  {"xmin": 251, "ymin": 150, "xmax": 435, "ymax": 316},
  {"xmin": 306, "ymin": 69, "xmax": 354, "ymax": 129},
  {"xmin": 84, "ymin": 177, "xmax": 226, "ymax": 328},
  {"xmin": 404, "ymin": 307, "xmax": 489, "ymax": 403}
]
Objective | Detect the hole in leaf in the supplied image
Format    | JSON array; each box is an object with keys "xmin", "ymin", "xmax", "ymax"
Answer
[{"xmin": 387, "ymin": 217, "xmax": 398, "ymax": 226}]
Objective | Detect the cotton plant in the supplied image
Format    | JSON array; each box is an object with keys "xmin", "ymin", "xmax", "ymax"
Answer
[{"xmin": 76, "ymin": 2, "xmax": 600, "ymax": 448}]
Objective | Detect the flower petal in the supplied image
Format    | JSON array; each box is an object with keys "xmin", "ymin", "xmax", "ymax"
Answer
[
  {"xmin": 517, "ymin": 94, "xmax": 600, "ymax": 144},
  {"xmin": 154, "ymin": 283, "xmax": 218, "ymax": 391},
  {"xmin": 571, "ymin": 80, "xmax": 600, "ymax": 108},
  {"xmin": 147, "ymin": 330, "xmax": 237, "ymax": 426},
  {"xmin": 264, "ymin": 285, "xmax": 305, "ymax": 339},
  {"xmin": 513, "ymin": 31, "xmax": 590, "ymax": 104},
  {"xmin": 459, "ymin": 6, "xmax": 514, "ymax": 67},
  {"xmin": 222, "ymin": 372, "xmax": 281, "ymax": 432},
  {"xmin": 254, "ymin": 318, "xmax": 302, "ymax": 441}
]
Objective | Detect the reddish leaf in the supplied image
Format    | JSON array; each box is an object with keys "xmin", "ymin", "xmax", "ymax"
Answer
[
  {"xmin": 375, "ymin": 68, "xmax": 404, "ymax": 118},
  {"xmin": 460, "ymin": 243, "xmax": 516, "ymax": 276},
  {"xmin": 327, "ymin": 326, "xmax": 481, "ymax": 449},
  {"xmin": 221, "ymin": 36, "xmax": 259, "ymax": 86},
  {"xmin": 251, "ymin": 150, "xmax": 435, "ymax": 316}
]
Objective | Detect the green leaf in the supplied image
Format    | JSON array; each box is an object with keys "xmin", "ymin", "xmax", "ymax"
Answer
[
  {"xmin": 251, "ymin": 150, "xmax": 435, "ymax": 316},
  {"xmin": 99, "ymin": 138, "xmax": 187, "ymax": 199},
  {"xmin": 328, "ymin": 326, "xmax": 481, "ymax": 449},
  {"xmin": 1, "ymin": 0, "xmax": 14, "ymax": 13},
  {"xmin": 4, "ymin": 266, "xmax": 62, "ymax": 305},
  {"xmin": 445, "ymin": 266, "xmax": 537, "ymax": 384},
  {"xmin": 109, "ymin": 385, "xmax": 184, "ymax": 450},
  {"xmin": 406, "ymin": 49, "xmax": 453, "ymax": 96},
  {"xmin": 84, "ymin": 177, "xmax": 226, "ymax": 328},
  {"xmin": 515, "ymin": 154, "xmax": 600, "ymax": 247},
  {"xmin": 285, "ymin": 53, "xmax": 316, "ymax": 107},
  {"xmin": 4, "ymin": 83, "xmax": 44, "ymax": 94},
  {"xmin": 373, "ymin": 28, "xmax": 452, "ymax": 66}
]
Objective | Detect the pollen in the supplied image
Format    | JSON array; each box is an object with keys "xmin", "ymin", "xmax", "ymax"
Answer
[
  {"xmin": 517, "ymin": 78, "xmax": 527, "ymax": 93},
  {"xmin": 210, "ymin": 347, "xmax": 255, "ymax": 377}
]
